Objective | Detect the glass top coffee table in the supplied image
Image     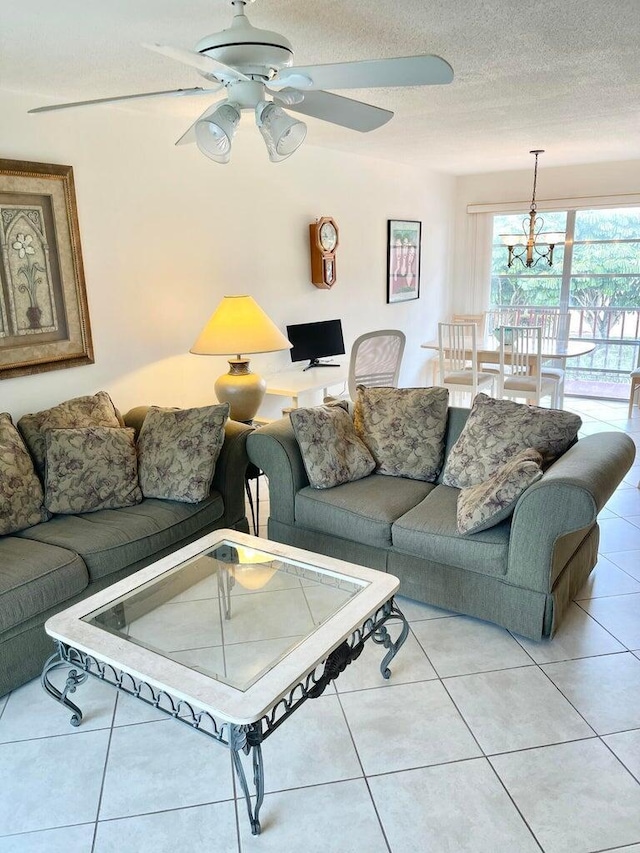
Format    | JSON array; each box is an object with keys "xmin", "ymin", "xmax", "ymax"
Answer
[{"xmin": 41, "ymin": 529, "xmax": 408, "ymax": 835}]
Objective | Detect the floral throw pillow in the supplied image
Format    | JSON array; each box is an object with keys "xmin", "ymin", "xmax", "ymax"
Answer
[
  {"xmin": 456, "ymin": 447, "xmax": 544, "ymax": 535},
  {"xmin": 354, "ymin": 386, "xmax": 449, "ymax": 481},
  {"xmin": 137, "ymin": 404, "xmax": 229, "ymax": 503},
  {"xmin": 18, "ymin": 391, "xmax": 121, "ymax": 480},
  {"xmin": 0, "ymin": 413, "xmax": 49, "ymax": 535},
  {"xmin": 289, "ymin": 404, "xmax": 375, "ymax": 489},
  {"xmin": 443, "ymin": 393, "xmax": 582, "ymax": 490},
  {"xmin": 44, "ymin": 427, "xmax": 142, "ymax": 514}
]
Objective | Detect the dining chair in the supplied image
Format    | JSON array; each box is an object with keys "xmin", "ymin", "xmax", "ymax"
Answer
[
  {"xmin": 497, "ymin": 325, "xmax": 560, "ymax": 408},
  {"xmin": 451, "ymin": 312, "xmax": 488, "ymax": 336},
  {"xmin": 438, "ymin": 322, "xmax": 496, "ymax": 404},
  {"xmin": 531, "ymin": 310, "xmax": 570, "ymax": 405}
]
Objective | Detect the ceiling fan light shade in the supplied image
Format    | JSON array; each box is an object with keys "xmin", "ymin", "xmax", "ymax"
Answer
[
  {"xmin": 195, "ymin": 102, "xmax": 240, "ymax": 163},
  {"xmin": 255, "ymin": 101, "xmax": 306, "ymax": 162}
]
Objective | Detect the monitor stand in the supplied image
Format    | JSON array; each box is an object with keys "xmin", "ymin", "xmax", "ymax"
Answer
[{"xmin": 303, "ymin": 358, "xmax": 341, "ymax": 372}]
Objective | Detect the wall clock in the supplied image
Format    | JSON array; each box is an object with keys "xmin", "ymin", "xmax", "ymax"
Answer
[{"xmin": 309, "ymin": 216, "xmax": 339, "ymax": 289}]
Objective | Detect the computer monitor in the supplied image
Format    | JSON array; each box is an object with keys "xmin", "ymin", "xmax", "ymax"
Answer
[{"xmin": 286, "ymin": 319, "xmax": 345, "ymax": 370}]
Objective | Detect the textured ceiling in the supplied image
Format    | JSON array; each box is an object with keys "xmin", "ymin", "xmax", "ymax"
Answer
[{"xmin": 1, "ymin": 0, "xmax": 639, "ymax": 174}]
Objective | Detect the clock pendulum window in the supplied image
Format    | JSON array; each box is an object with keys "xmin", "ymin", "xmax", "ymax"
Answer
[{"xmin": 309, "ymin": 216, "xmax": 339, "ymax": 289}]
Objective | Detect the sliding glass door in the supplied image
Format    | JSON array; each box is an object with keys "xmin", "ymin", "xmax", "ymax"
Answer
[{"xmin": 490, "ymin": 207, "xmax": 640, "ymax": 399}]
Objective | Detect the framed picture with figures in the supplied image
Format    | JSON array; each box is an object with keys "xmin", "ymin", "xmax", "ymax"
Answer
[
  {"xmin": 0, "ymin": 159, "xmax": 93, "ymax": 379},
  {"xmin": 386, "ymin": 219, "xmax": 421, "ymax": 304}
]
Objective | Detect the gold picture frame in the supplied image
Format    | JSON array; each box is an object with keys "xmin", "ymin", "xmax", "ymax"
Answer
[{"xmin": 0, "ymin": 158, "xmax": 93, "ymax": 379}]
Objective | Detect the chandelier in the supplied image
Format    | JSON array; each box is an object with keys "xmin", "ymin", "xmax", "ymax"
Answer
[{"xmin": 499, "ymin": 150, "xmax": 564, "ymax": 268}]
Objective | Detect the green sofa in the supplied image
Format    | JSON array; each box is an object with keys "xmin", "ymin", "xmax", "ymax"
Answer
[
  {"xmin": 247, "ymin": 407, "xmax": 635, "ymax": 640},
  {"xmin": 0, "ymin": 406, "xmax": 252, "ymax": 696}
]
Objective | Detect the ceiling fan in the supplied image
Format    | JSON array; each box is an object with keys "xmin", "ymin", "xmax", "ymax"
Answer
[{"xmin": 29, "ymin": 0, "xmax": 454, "ymax": 164}]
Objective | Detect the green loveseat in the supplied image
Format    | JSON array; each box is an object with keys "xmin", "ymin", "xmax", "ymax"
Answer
[
  {"xmin": 0, "ymin": 406, "xmax": 252, "ymax": 696},
  {"xmin": 247, "ymin": 406, "xmax": 635, "ymax": 640}
]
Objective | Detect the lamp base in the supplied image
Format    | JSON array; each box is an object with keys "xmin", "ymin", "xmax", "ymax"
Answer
[{"xmin": 215, "ymin": 359, "xmax": 266, "ymax": 423}]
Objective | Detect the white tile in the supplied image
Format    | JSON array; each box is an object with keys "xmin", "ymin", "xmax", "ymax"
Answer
[
  {"xmin": 394, "ymin": 594, "xmax": 458, "ymax": 622},
  {"xmin": 0, "ymin": 695, "xmax": 7, "ymax": 715},
  {"xmin": 0, "ymin": 823, "xmax": 94, "ymax": 853},
  {"xmin": 598, "ymin": 518, "xmax": 640, "ymax": 554},
  {"xmin": 93, "ymin": 802, "xmax": 238, "ymax": 853},
  {"xmin": 606, "ymin": 488, "xmax": 640, "ymax": 517},
  {"xmin": 220, "ymin": 587, "xmax": 316, "ymax": 644},
  {"xmin": 542, "ymin": 652, "xmax": 640, "ymax": 734},
  {"xmin": 445, "ymin": 665, "xmax": 593, "ymax": 753},
  {"xmin": 575, "ymin": 555, "xmax": 640, "ymax": 599},
  {"xmin": 582, "ymin": 593, "xmax": 640, "ymax": 649},
  {"xmin": 239, "ymin": 779, "xmax": 388, "ymax": 852},
  {"xmin": 370, "ymin": 758, "xmax": 540, "ymax": 853},
  {"xmin": 491, "ymin": 739, "xmax": 640, "ymax": 853},
  {"xmin": 98, "ymin": 719, "xmax": 234, "ymax": 820},
  {"xmin": 127, "ymin": 597, "xmax": 222, "ymax": 652},
  {"xmin": 334, "ymin": 629, "xmax": 437, "ymax": 692},
  {"xmin": 238, "ymin": 694, "xmax": 362, "ymax": 793},
  {"xmin": 513, "ymin": 602, "xmax": 624, "ymax": 663},
  {"xmin": 411, "ymin": 615, "xmax": 533, "ymax": 677},
  {"xmin": 112, "ymin": 690, "xmax": 170, "ymax": 726},
  {"xmin": 604, "ymin": 729, "xmax": 640, "ymax": 782},
  {"xmin": 0, "ymin": 672, "xmax": 116, "ymax": 744},
  {"xmin": 607, "ymin": 550, "xmax": 640, "ymax": 581},
  {"xmin": 340, "ymin": 680, "xmax": 481, "ymax": 775},
  {"xmin": 0, "ymin": 729, "xmax": 109, "ymax": 835}
]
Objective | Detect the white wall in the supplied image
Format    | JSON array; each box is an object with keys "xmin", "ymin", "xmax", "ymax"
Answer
[
  {"xmin": 0, "ymin": 89, "xmax": 455, "ymax": 420},
  {"xmin": 452, "ymin": 159, "xmax": 640, "ymax": 311}
]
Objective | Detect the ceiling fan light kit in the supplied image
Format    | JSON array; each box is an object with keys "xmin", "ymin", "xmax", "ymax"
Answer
[
  {"xmin": 195, "ymin": 101, "xmax": 241, "ymax": 162},
  {"xmin": 29, "ymin": 0, "xmax": 454, "ymax": 165}
]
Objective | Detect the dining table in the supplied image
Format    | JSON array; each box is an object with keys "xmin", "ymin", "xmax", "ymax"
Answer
[{"xmin": 421, "ymin": 336, "xmax": 596, "ymax": 407}]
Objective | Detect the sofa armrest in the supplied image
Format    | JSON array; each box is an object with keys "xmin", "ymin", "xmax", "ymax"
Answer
[
  {"xmin": 247, "ymin": 418, "xmax": 309, "ymax": 525},
  {"xmin": 123, "ymin": 407, "xmax": 253, "ymax": 518},
  {"xmin": 507, "ymin": 432, "xmax": 636, "ymax": 592}
]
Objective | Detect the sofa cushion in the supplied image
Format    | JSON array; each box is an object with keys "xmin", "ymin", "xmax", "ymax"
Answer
[
  {"xmin": 17, "ymin": 493, "xmax": 225, "ymax": 582},
  {"xmin": 0, "ymin": 537, "xmax": 88, "ymax": 633},
  {"xmin": 295, "ymin": 474, "xmax": 435, "ymax": 548},
  {"xmin": 290, "ymin": 404, "xmax": 375, "ymax": 489},
  {"xmin": 442, "ymin": 393, "xmax": 582, "ymax": 489},
  {"xmin": 18, "ymin": 391, "xmax": 122, "ymax": 480},
  {"xmin": 44, "ymin": 426, "xmax": 142, "ymax": 514},
  {"xmin": 137, "ymin": 404, "xmax": 229, "ymax": 503},
  {"xmin": 457, "ymin": 448, "xmax": 544, "ymax": 534},
  {"xmin": 354, "ymin": 386, "xmax": 449, "ymax": 481},
  {"xmin": 0, "ymin": 413, "xmax": 49, "ymax": 535},
  {"xmin": 392, "ymin": 484, "xmax": 511, "ymax": 577}
]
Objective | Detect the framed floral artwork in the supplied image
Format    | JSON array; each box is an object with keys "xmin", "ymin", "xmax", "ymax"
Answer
[
  {"xmin": 0, "ymin": 159, "xmax": 93, "ymax": 379},
  {"xmin": 386, "ymin": 219, "xmax": 421, "ymax": 304}
]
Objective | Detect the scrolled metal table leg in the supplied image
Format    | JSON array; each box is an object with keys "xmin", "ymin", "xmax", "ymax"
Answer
[
  {"xmin": 41, "ymin": 645, "xmax": 88, "ymax": 727},
  {"xmin": 230, "ymin": 724, "xmax": 265, "ymax": 835},
  {"xmin": 372, "ymin": 600, "xmax": 410, "ymax": 679}
]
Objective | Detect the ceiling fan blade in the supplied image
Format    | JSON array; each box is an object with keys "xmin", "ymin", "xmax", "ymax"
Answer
[
  {"xmin": 28, "ymin": 86, "xmax": 222, "ymax": 114},
  {"xmin": 283, "ymin": 90, "xmax": 392, "ymax": 132},
  {"xmin": 143, "ymin": 42, "xmax": 250, "ymax": 84},
  {"xmin": 174, "ymin": 98, "xmax": 227, "ymax": 146},
  {"xmin": 271, "ymin": 54, "xmax": 453, "ymax": 91}
]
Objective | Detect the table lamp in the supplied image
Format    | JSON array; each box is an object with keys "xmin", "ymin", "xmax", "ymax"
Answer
[{"xmin": 190, "ymin": 295, "xmax": 292, "ymax": 422}]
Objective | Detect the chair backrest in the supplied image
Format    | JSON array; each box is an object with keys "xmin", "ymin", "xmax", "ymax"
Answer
[
  {"xmin": 498, "ymin": 325, "xmax": 543, "ymax": 394},
  {"xmin": 486, "ymin": 308, "xmax": 570, "ymax": 342},
  {"xmin": 451, "ymin": 313, "xmax": 487, "ymax": 337},
  {"xmin": 438, "ymin": 322, "xmax": 479, "ymax": 382},
  {"xmin": 348, "ymin": 329, "xmax": 406, "ymax": 399}
]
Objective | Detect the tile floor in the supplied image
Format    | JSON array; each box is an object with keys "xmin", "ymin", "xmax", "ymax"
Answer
[{"xmin": 1, "ymin": 398, "xmax": 640, "ymax": 853}]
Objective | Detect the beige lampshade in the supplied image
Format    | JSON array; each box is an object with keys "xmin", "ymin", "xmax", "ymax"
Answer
[
  {"xmin": 190, "ymin": 295, "xmax": 292, "ymax": 357},
  {"xmin": 190, "ymin": 295, "xmax": 291, "ymax": 422}
]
